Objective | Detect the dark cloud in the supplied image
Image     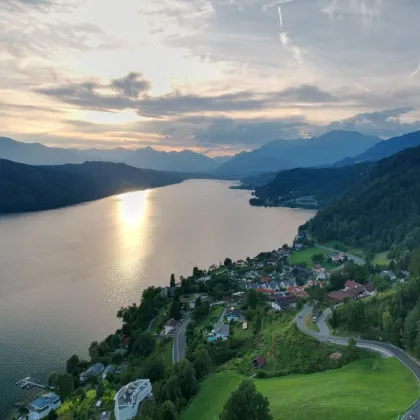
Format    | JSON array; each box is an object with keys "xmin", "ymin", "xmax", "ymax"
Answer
[
  {"xmin": 276, "ymin": 84, "xmax": 338, "ymax": 103},
  {"xmin": 326, "ymin": 107, "xmax": 420, "ymax": 138},
  {"xmin": 36, "ymin": 71, "xmax": 337, "ymax": 116},
  {"xmin": 111, "ymin": 73, "xmax": 151, "ymax": 98},
  {"xmin": 193, "ymin": 116, "xmax": 309, "ymax": 147}
]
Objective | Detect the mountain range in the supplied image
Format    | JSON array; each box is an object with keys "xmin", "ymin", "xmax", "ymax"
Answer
[
  {"xmin": 214, "ymin": 131, "xmax": 381, "ymax": 176},
  {"xmin": 0, "ymin": 159, "xmax": 184, "ymax": 213},
  {"xmin": 0, "ymin": 137, "xmax": 219, "ymax": 173},
  {"xmin": 337, "ymin": 130, "xmax": 420, "ymax": 166}
]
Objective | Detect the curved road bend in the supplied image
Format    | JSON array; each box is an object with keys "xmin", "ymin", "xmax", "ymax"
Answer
[
  {"xmin": 173, "ymin": 317, "xmax": 191, "ymax": 364},
  {"xmin": 296, "ymin": 307, "xmax": 420, "ymax": 419}
]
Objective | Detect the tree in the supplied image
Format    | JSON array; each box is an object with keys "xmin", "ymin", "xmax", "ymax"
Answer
[
  {"xmin": 409, "ymin": 248, "xmax": 420, "ymax": 277},
  {"xmin": 47, "ymin": 411, "xmax": 58, "ymax": 420},
  {"xmin": 159, "ymin": 401, "xmax": 178, "ymax": 420},
  {"xmin": 170, "ymin": 273, "xmax": 176, "ymax": 288},
  {"xmin": 131, "ymin": 330, "xmax": 154, "ymax": 357},
  {"xmin": 311, "ymin": 253, "xmax": 325, "ymax": 264},
  {"xmin": 48, "ymin": 371, "xmax": 59, "ymax": 387},
  {"xmin": 224, "ymin": 258, "xmax": 232, "ymax": 266},
  {"xmin": 193, "ymin": 348, "xmax": 212, "ymax": 380},
  {"xmin": 57, "ymin": 373, "xmax": 74, "ymax": 401},
  {"xmin": 347, "ymin": 338, "xmax": 357, "ymax": 361},
  {"xmin": 96, "ymin": 381, "xmax": 105, "ymax": 399},
  {"xmin": 219, "ymin": 379, "xmax": 273, "ymax": 420},
  {"xmin": 110, "ymin": 333, "xmax": 122, "ymax": 349},
  {"xmin": 246, "ymin": 289, "xmax": 258, "ymax": 310},
  {"xmin": 66, "ymin": 354, "xmax": 80, "ymax": 375},
  {"xmin": 89, "ymin": 341, "xmax": 99, "ymax": 360},
  {"xmin": 144, "ymin": 356, "xmax": 165, "ymax": 382},
  {"xmin": 140, "ymin": 397, "xmax": 158, "ymax": 419},
  {"xmin": 172, "ymin": 359, "xmax": 199, "ymax": 400},
  {"xmin": 169, "ymin": 300, "xmax": 181, "ymax": 320}
]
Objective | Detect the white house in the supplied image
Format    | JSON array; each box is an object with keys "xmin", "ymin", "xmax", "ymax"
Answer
[
  {"xmin": 114, "ymin": 379, "xmax": 152, "ymax": 420},
  {"xmin": 164, "ymin": 319, "xmax": 179, "ymax": 335},
  {"xmin": 212, "ymin": 323, "xmax": 230, "ymax": 340},
  {"xmin": 28, "ymin": 393, "xmax": 61, "ymax": 420}
]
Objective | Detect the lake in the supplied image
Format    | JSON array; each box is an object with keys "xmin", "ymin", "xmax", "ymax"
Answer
[{"xmin": 0, "ymin": 180, "xmax": 315, "ymax": 416}]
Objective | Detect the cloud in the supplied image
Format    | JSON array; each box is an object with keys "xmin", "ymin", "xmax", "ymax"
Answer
[
  {"xmin": 194, "ymin": 116, "xmax": 308, "ymax": 147},
  {"xmin": 276, "ymin": 84, "xmax": 338, "ymax": 102},
  {"xmin": 321, "ymin": 0, "xmax": 382, "ymax": 21},
  {"xmin": 110, "ymin": 73, "xmax": 152, "ymax": 98},
  {"xmin": 326, "ymin": 107, "xmax": 420, "ymax": 138}
]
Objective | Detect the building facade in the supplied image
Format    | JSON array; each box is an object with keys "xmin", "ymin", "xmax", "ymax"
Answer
[
  {"xmin": 114, "ymin": 379, "xmax": 152, "ymax": 420},
  {"xmin": 28, "ymin": 393, "xmax": 61, "ymax": 420}
]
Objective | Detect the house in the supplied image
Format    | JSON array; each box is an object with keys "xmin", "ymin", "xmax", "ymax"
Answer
[
  {"xmin": 380, "ymin": 271, "xmax": 397, "ymax": 282},
  {"xmin": 242, "ymin": 321, "xmax": 248, "ymax": 330},
  {"xmin": 226, "ymin": 308, "xmax": 242, "ymax": 322},
  {"xmin": 80, "ymin": 363, "xmax": 105, "ymax": 382},
  {"xmin": 271, "ymin": 295, "xmax": 296, "ymax": 311},
  {"xmin": 28, "ymin": 393, "xmax": 61, "ymax": 420},
  {"xmin": 316, "ymin": 272, "xmax": 328, "ymax": 281},
  {"xmin": 294, "ymin": 243, "xmax": 304, "ymax": 250},
  {"xmin": 212, "ymin": 323, "xmax": 230, "ymax": 340},
  {"xmin": 327, "ymin": 290, "xmax": 351, "ymax": 303},
  {"xmin": 330, "ymin": 253, "xmax": 345, "ymax": 263},
  {"xmin": 312, "ymin": 264, "xmax": 323, "ymax": 273},
  {"xmin": 401, "ymin": 270, "xmax": 409, "ymax": 278},
  {"xmin": 164, "ymin": 319, "xmax": 179, "ymax": 335},
  {"xmin": 293, "ymin": 266, "xmax": 312, "ymax": 276},
  {"xmin": 255, "ymin": 288, "xmax": 276, "ymax": 295},
  {"xmin": 114, "ymin": 379, "xmax": 152, "ymax": 420},
  {"xmin": 252, "ymin": 356, "xmax": 267, "ymax": 369},
  {"xmin": 267, "ymin": 280, "xmax": 279, "ymax": 291},
  {"xmin": 197, "ymin": 275, "xmax": 211, "ymax": 283},
  {"xmin": 260, "ymin": 277, "xmax": 271, "ymax": 283},
  {"xmin": 235, "ymin": 259, "xmax": 246, "ymax": 267},
  {"xmin": 223, "ymin": 295, "xmax": 231, "ymax": 303},
  {"xmin": 102, "ymin": 365, "xmax": 115, "ymax": 379}
]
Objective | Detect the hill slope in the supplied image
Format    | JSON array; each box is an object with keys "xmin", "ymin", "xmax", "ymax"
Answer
[
  {"xmin": 182, "ymin": 359, "xmax": 417, "ymax": 420},
  {"xmin": 251, "ymin": 163, "xmax": 372, "ymax": 208},
  {"xmin": 0, "ymin": 160, "xmax": 183, "ymax": 213},
  {"xmin": 309, "ymin": 145, "xmax": 420, "ymax": 253},
  {"xmin": 215, "ymin": 131, "xmax": 380, "ymax": 177},
  {"xmin": 337, "ymin": 130, "xmax": 420, "ymax": 166}
]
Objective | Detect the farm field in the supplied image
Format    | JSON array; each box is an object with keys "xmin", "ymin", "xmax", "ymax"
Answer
[{"xmin": 182, "ymin": 358, "xmax": 418, "ymax": 420}]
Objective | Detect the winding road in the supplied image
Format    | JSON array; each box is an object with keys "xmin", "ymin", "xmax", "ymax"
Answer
[
  {"xmin": 297, "ymin": 307, "xmax": 420, "ymax": 419},
  {"xmin": 172, "ymin": 317, "xmax": 191, "ymax": 363}
]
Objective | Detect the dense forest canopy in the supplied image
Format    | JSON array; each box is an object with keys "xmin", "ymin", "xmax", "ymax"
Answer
[
  {"xmin": 309, "ymin": 146, "xmax": 420, "ymax": 255},
  {"xmin": 252, "ymin": 163, "xmax": 372, "ymax": 207},
  {"xmin": 0, "ymin": 159, "xmax": 184, "ymax": 213}
]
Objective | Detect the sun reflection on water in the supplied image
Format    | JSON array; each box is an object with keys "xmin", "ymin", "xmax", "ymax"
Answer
[{"xmin": 118, "ymin": 190, "xmax": 148, "ymax": 228}]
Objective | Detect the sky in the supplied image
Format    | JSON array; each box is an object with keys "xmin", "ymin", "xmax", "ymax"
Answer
[{"xmin": 2, "ymin": 0, "xmax": 420, "ymax": 155}]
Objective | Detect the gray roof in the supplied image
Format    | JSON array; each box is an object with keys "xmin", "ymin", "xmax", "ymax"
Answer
[{"xmin": 214, "ymin": 323, "xmax": 230, "ymax": 337}]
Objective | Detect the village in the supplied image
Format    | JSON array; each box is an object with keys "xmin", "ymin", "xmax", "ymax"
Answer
[{"xmin": 19, "ymin": 231, "xmax": 407, "ymax": 420}]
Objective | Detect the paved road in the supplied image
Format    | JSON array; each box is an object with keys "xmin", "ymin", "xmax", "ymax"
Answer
[
  {"xmin": 172, "ymin": 317, "xmax": 191, "ymax": 363},
  {"xmin": 297, "ymin": 307, "xmax": 420, "ymax": 419},
  {"xmin": 218, "ymin": 306, "xmax": 227, "ymax": 323},
  {"xmin": 147, "ymin": 316, "xmax": 158, "ymax": 333}
]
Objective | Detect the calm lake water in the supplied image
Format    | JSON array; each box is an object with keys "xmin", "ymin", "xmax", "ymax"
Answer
[{"xmin": 0, "ymin": 180, "xmax": 315, "ymax": 416}]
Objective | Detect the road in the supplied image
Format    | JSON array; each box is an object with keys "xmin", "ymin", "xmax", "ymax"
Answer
[
  {"xmin": 297, "ymin": 307, "xmax": 420, "ymax": 419},
  {"xmin": 172, "ymin": 317, "xmax": 191, "ymax": 364},
  {"xmin": 147, "ymin": 316, "xmax": 158, "ymax": 333}
]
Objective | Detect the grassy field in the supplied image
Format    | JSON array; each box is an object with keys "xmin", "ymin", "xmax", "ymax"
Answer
[
  {"xmin": 182, "ymin": 358, "xmax": 419, "ymax": 420},
  {"xmin": 304, "ymin": 314, "xmax": 320, "ymax": 333},
  {"xmin": 372, "ymin": 251, "xmax": 391, "ymax": 267},
  {"xmin": 289, "ymin": 246, "xmax": 332, "ymax": 266},
  {"xmin": 320, "ymin": 241, "xmax": 365, "ymax": 258}
]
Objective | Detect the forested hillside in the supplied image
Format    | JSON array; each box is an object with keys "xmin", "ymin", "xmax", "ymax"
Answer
[
  {"xmin": 0, "ymin": 160, "xmax": 183, "ymax": 213},
  {"xmin": 309, "ymin": 146, "xmax": 420, "ymax": 255},
  {"xmin": 251, "ymin": 163, "xmax": 371, "ymax": 208}
]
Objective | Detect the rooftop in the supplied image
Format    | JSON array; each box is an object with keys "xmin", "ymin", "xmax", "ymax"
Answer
[
  {"xmin": 28, "ymin": 393, "xmax": 60, "ymax": 412},
  {"xmin": 115, "ymin": 379, "xmax": 151, "ymax": 411},
  {"xmin": 214, "ymin": 323, "xmax": 230, "ymax": 337}
]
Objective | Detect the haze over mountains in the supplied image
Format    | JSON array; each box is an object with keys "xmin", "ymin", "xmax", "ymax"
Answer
[
  {"xmin": 0, "ymin": 130, "xmax": 381, "ymax": 177},
  {"xmin": 214, "ymin": 131, "xmax": 381, "ymax": 176}
]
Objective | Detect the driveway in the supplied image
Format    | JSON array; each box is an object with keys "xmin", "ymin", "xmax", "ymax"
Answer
[
  {"xmin": 296, "ymin": 307, "xmax": 420, "ymax": 419},
  {"xmin": 172, "ymin": 317, "xmax": 191, "ymax": 363}
]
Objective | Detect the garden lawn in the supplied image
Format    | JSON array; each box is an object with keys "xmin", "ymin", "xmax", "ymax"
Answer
[
  {"xmin": 320, "ymin": 241, "xmax": 365, "ymax": 258},
  {"xmin": 289, "ymin": 246, "xmax": 331, "ymax": 266},
  {"xmin": 182, "ymin": 358, "xmax": 419, "ymax": 420},
  {"xmin": 372, "ymin": 251, "xmax": 392, "ymax": 267},
  {"xmin": 304, "ymin": 314, "xmax": 320, "ymax": 333}
]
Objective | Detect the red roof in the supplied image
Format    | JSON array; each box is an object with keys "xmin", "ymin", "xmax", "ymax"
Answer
[
  {"xmin": 255, "ymin": 288, "xmax": 275, "ymax": 294},
  {"xmin": 313, "ymin": 264, "xmax": 322, "ymax": 270},
  {"xmin": 345, "ymin": 280, "xmax": 362, "ymax": 289},
  {"xmin": 253, "ymin": 355, "xmax": 267, "ymax": 367},
  {"xmin": 293, "ymin": 290, "xmax": 309, "ymax": 298},
  {"xmin": 261, "ymin": 277, "xmax": 271, "ymax": 283},
  {"xmin": 223, "ymin": 296, "xmax": 231, "ymax": 301},
  {"xmin": 123, "ymin": 338, "xmax": 130, "ymax": 347}
]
